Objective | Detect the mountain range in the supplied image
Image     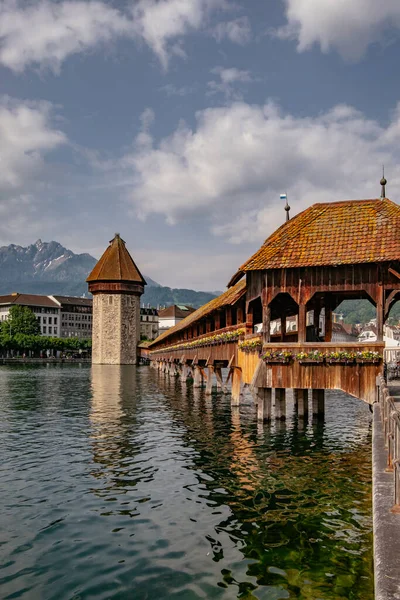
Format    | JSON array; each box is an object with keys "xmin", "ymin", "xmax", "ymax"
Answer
[{"xmin": 0, "ymin": 240, "xmax": 218, "ymax": 308}]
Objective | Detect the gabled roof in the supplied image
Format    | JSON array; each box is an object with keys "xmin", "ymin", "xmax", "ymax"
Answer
[
  {"xmin": 229, "ymin": 198, "xmax": 400, "ymax": 285},
  {"xmin": 0, "ymin": 293, "xmax": 59, "ymax": 308},
  {"xmin": 53, "ymin": 296, "xmax": 93, "ymax": 307},
  {"xmin": 149, "ymin": 280, "xmax": 246, "ymax": 348},
  {"xmin": 158, "ymin": 305, "xmax": 196, "ymax": 319},
  {"xmin": 87, "ymin": 234, "xmax": 146, "ymax": 284}
]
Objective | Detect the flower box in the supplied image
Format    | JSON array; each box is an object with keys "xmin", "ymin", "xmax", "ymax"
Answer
[
  {"xmin": 264, "ymin": 358, "xmax": 291, "ymax": 364},
  {"xmin": 326, "ymin": 359, "xmax": 354, "ymax": 365},
  {"xmin": 355, "ymin": 358, "xmax": 381, "ymax": 364},
  {"xmin": 298, "ymin": 359, "xmax": 324, "ymax": 364}
]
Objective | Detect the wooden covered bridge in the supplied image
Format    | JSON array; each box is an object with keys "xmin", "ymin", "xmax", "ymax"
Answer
[{"xmin": 149, "ymin": 186, "xmax": 400, "ymax": 422}]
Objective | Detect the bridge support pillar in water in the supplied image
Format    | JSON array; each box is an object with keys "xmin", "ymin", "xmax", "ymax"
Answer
[
  {"xmin": 275, "ymin": 388, "xmax": 286, "ymax": 420},
  {"xmin": 295, "ymin": 389, "xmax": 309, "ymax": 419},
  {"xmin": 180, "ymin": 364, "xmax": 189, "ymax": 383},
  {"xmin": 231, "ymin": 367, "xmax": 243, "ymax": 406},
  {"xmin": 312, "ymin": 389, "xmax": 325, "ymax": 418},
  {"xmin": 205, "ymin": 366, "xmax": 214, "ymax": 395},
  {"xmin": 214, "ymin": 368, "xmax": 227, "ymax": 394},
  {"xmin": 257, "ymin": 388, "xmax": 272, "ymax": 422},
  {"xmin": 193, "ymin": 365, "xmax": 204, "ymax": 388}
]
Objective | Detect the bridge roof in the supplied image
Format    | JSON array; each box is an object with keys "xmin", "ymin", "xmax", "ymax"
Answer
[
  {"xmin": 149, "ymin": 280, "xmax": 246, "ymax": 347},
  {"xmin": 228, "ymin": 198, "xmax": 400, "ymax": 286},
  {"xmin": 87, "ymin": 233, "xmax": 146, "ymax": 284}
]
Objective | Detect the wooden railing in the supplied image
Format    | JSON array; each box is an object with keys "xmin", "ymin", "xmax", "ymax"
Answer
[
  {"xmin": 378, "ymin": 375, "xmax": 400, "ymax": 512},
  {"xmin": 150, "ymin": 323, "xmax": 246, "ymax": 354}
]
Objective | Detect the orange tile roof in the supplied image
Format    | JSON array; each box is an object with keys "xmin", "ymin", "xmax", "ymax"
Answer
[
  {"xmin": 229, "ymin": 198, "xmax": 400, "ymax": 284},
  {"xmin": 149, "ymin": 280, "xmax": 246, "ymax": 348},
  {"xmin": 87, "ymin": 234, "xmax": 146, "ymax": 284}
]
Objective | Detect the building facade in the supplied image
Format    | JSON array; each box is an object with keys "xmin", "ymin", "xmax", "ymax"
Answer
[
  {"xmin": 0, "ymin": 293, "xmax": 61, "ymax": 336},
  {"xmin": 158, "ymin": 305, "xmax": 196, "ymax": 333},
  {"xmin": 87, "ymin": 233, "xmax": 146, "ymax": 365},
  {"xmin": 52, "ymin": 296, "xmax": 93, "ymax": 338},
  {"xmin": 140, "ymin": 307, "xmax": 159, "ymax": 340}
]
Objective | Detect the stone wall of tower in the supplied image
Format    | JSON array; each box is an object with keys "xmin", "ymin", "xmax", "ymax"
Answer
[{"xmin": 92, "ymin": 293, "xmax": 140, "ymax": 365}]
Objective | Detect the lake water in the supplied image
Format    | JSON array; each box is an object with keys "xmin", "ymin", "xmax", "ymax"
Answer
[{"xmin": 0, "ymin": 364, "xmax": 373, "ymax": 600}]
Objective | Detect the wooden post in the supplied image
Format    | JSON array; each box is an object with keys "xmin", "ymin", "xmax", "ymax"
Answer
[
  {"xmin": 205, "ymin": 366, "xmax": 214, "ymax": 395},
  {"xmin": 215, "ymin": 367, "xmax": 227, "ymax": 393},
  {"xmin": 237, "ymin": 305, "xmax": 244, "ymax": 325},
  {"xmin": 296, "ymin": 389, "xmax": 309, "ymax": 419},
  {"xmin": 324, "ymin": 298, "xmax": 332, "ymax": 342},
  {"xmin": 180, "ymin": 363, "xmax": 189, "ymax": 383},
  {"xmin": 263, "ymin": 304, "xmax": 271, "ymax": 344},
  {"xmin": 214, "ymin": 312, "xmax": 221, "ymax": 331},
  {"xmin": 257, "ymin": 388, "xmax": 272, "ymax": 422},
  {"xmin": 280, "ymin": 316, "xmax": 286, "ymax": 342},
  {"xmin": 246, "ymin": 304, "xmax": 254, "ymax": 335},
  {"xmin": 312, "ymin": 389, "xmax": 325, "ymax": 418},
  {"xmin": 377, "ymin": 284, "xmax": 384, "ymax": 342},
  {"xmin": 193, "ymin": 365, "xmax": 203, "ymax": 388},
  {"xmin": 226, "ymin": 307, "xmax": 233, "ymax": 327},
  {"xmin": 231, "ymin": 367, "xmax": 242, "ymax": 405},
  {"xmin": 275, "ymin": 388, "xmax": 286, "ymax": 420},
  {"xmin": 298, "ymin": 304, "xmax": 306, "ymax": 343}
]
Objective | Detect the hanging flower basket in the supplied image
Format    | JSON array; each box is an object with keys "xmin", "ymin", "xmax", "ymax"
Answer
[
  {"xmin": 325, "ymin": 351, "xmax": 356, "ymax": 365},
  {"xmin": 238, "ymin": 339, "xmax": 262, "ymax": 353}
]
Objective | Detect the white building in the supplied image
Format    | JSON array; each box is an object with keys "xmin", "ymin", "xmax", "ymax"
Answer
[
  {"xmin": 158, "ymin": 305, "xmax": 196, "ymax": 333},
  {"xmin": 0, "ymin": 293, "xmax": 61, "ymax": 336}
]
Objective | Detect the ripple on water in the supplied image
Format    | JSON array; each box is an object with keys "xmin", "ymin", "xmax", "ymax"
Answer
[{"xmin": 0, "ymin": 365, "xmax": 373, "ymax": 599}]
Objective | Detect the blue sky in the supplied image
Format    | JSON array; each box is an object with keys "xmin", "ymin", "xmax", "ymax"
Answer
[{"xmin": 1, "ymin": 0, "xmax": 400, "ymax": 290}]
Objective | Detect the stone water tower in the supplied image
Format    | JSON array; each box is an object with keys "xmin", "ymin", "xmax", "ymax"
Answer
[{"xmin": 87, "ymin": 234, "xmax": 146, "ymax": 365}]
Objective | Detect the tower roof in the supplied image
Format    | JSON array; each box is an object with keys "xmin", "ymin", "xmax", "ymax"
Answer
[
  {"xmin": 228, "ymin": 198, "xmax": 400, "ymax": 286},
  {"xmin": 86, "ymin": 234, "xmax": 146, "ymax": 285}
]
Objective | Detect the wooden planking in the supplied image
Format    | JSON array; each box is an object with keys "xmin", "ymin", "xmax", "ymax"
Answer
[{"xmin": 238, "ymin": 343, "xmax": 384, "ymax": 404}]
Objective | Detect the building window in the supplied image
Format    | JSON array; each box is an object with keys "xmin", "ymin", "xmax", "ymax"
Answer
[
  {"xmin": 49, "ymin": 317, "xmax": 52, "ymax": 325},
  {"xmin": 54, "ymin": 318, "xmax": 57, "ymax": 325},
  {"xmin": 48, "ymin": 327, "xmax": 52, "ymax": 335},
  {"xmin": 43, "ymin": 326, "xmax": 46, "ymax": 334},
  {"xmin": 109, "ymin": 296, "xmax": 113, "ymax": 305},
  {"xmin": 43, "ymin": 317, "xmax": 47, "ymax": 324}
]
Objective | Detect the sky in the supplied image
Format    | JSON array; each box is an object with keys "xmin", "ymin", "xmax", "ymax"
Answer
[{"xmin": 1, "ymin": 0, "xmax": 400, "ymax": 291}]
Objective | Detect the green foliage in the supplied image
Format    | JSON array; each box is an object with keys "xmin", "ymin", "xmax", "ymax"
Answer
[
  {"xmin": 3, "ymin": 305, "xmax": 41, "ymax": 336},
  {"xmin": 0, "ymin": 332, "xmax": 91, "ymax": 355},
  {"xmin": 336, "ymin": 298, "xmax": 400, "ymax": 324}
]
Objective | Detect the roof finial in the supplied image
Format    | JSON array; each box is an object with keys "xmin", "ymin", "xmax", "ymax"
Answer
[
  {"xmin": 380, "ymin": 166, "xmax": 387, "ymax": 199},
  {"xmin": 280, "ymin": 193, "xmax": 290, "ymax": 222}
]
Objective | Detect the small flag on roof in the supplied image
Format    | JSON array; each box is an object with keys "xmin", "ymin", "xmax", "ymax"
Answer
[{"xmin": 280, "ymin": 193, "xmax": 287, "ymax": 201}]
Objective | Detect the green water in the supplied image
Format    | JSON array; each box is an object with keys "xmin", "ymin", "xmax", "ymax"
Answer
[{"xmin": 0, "ymin": 365, "xmax": 373, "ymax": 599}]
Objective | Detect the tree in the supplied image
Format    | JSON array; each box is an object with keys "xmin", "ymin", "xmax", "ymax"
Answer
[{"xmin": 4, "ymin": 305, "xmax": 41, "ymax": 336}]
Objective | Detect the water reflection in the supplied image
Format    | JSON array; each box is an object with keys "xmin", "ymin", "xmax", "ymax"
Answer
[{"xmin": 0, "ymin": 365, "xmax": 373, "ymax": 600}]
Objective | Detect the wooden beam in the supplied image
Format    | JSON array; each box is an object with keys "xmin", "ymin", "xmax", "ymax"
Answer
[{"xmin": 389, "ymin": 267, "xmax": 400, "ymax": 281}]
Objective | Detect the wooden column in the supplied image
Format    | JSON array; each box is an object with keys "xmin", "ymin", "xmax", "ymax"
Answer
[
  {"xmin": 206, "ymin": 319, "xmax": 212, "ymax": 334},
  {"xmin": 377, "ymin": 284, "xmax": 384, "ymax": 342},
  {"xmin": 226, "ymin": 307, "xmax": 233, "ymax": 327},
  {"xmin": 237, "ymin": 305, "xmax": 244, "ymax": 325},
  {"xmin": 215, "ymin": 367, "xmax": 227, "ymax": 394},
  {"xmin": 246, "ymin": 304, "xmax": 254, "ymax": 335},
  {"xmin": 231, "ymin": 367, "xmax": 242, "ymax": 405},
  {"xmin": 257, "ymin": 388, "xmax": 272, "ymax": 422},
  {"xmin": 324, "ymin": 298, "xmax": 332, "ymax": 342},
  {"xmin": 312, "ymin": 389, "xmax": 325, "ymax": 418},
  {"xmin": 214, "ymin": 312, "xmax": 221, "ymax": 331},
  {"xmin": 205, "ymin": 366, "xmax": 214, "ymax": 395},
  {"xmin": 280, "ymin": 316, "xmax": 286, "ymax": 342},
  {"xmin": 193, "ymin": 365, "xmax": 203, "ymax": 388},
  {"xmin": 263, "ymin": 304, "xmax": 271, "ymax": 344},
  {"xmin": 275, "ymin": 388, "xmax": 286, "ymax": 420},
  {"xmin": 298, "ymin": 304, "xmax": 306, "ymax": 343},
  {"xmin": 296, "ymin": 389, "xmax": 309, "ymax": 419}
]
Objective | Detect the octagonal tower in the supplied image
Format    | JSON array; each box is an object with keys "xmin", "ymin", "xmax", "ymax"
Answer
[{"xmin": 87, "ymin": 234, "xmax": 146, "ymax": 365}]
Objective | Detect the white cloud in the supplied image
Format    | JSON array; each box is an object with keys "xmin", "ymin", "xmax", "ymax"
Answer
[
  {"xmin": 277, "ymin": 0, "xmax": 400, "ymax": 61},
  {"xmin": 0, "ymin": 96, "xmax": 66, "ymax": 188},
  {"xmin": 114, "ymin": 100, "xmax": 400, "ymax": 244},
  {"xmin": 212, "ymin": 16, "xmax": 251, "ymax": 44},
  {"xmin": 0, "ymin": 0, "xmax": 229, "ymax": 73},
  {"xmin": 208, "ymin": 66, "xmax": 253, "ymax": 98}
]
